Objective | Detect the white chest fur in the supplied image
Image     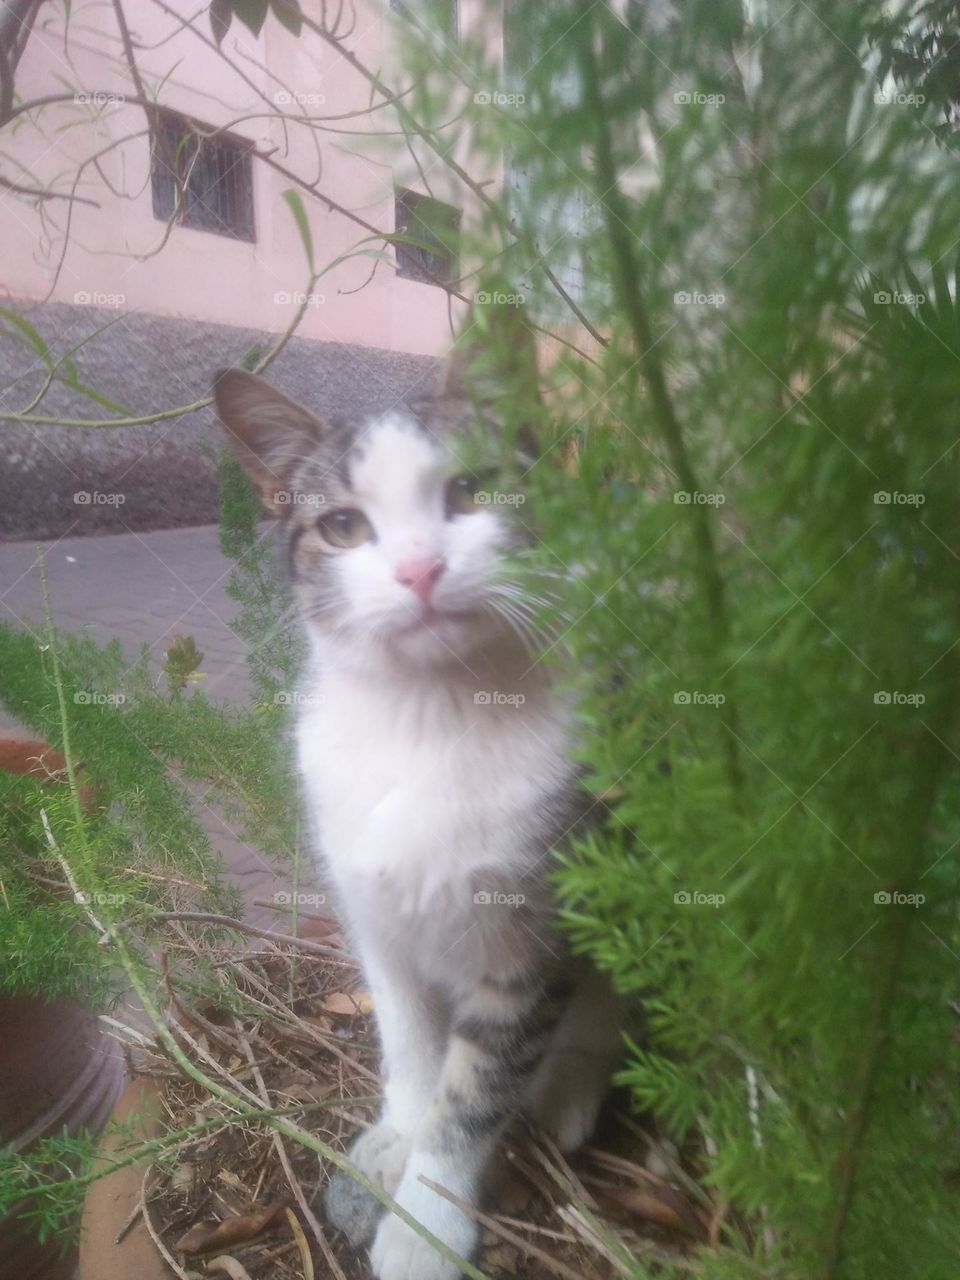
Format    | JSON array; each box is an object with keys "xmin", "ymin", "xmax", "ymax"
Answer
[{"xmin": 296, "ymin": 646, "xmax": 575, "ymax": 943}]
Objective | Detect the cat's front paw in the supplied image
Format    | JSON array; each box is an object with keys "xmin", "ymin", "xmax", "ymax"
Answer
[
  {"xmin": 369, "ymin": 1197, "xmax": 477, "ymax": 1280},
  {"xmin": 323, "ymin": 1122, "xmax": 411, "ymax": 1247}
]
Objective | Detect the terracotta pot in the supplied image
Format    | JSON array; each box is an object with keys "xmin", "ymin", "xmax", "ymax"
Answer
[
  {"xmin": 0, "ymin": 739, "xmax": 124, "ymax": 1279},
  {"xmin": 0, "ymin": 1000, "xmax": 126, "ymax": 1280}
]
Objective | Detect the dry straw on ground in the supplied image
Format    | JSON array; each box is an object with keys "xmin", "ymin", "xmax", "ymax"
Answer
[{"xmin": 112, "ymin": 917, "xmax": 714, "ymax": 1280}]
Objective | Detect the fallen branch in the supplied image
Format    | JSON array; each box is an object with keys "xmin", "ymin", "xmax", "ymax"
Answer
[{"xmin": 155, "ymin": 911, "xmax": 353, "ymax": 961}]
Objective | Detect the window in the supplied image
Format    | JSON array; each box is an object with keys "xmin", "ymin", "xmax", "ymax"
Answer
[
  {"xmin": 151, "ymin": 111, "xmax": 255, "ymax": 242},
  {"xmin": 390, "ymin": 0, "xmax": 458, "ymax": 41},
  {"xmin": 394, "ymin": 189, "xmax": 460, "ymax": 286}
]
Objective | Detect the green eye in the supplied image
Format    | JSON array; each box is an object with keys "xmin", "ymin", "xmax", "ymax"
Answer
[
  {"xmin": 445, "ymin": 474, "xmax": 483, "ymax": 517},
  {"xmin": 317, "ymin": 508, "xmax": 373, "ymax": 548}
]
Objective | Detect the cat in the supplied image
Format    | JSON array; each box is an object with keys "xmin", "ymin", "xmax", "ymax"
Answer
[{"xmin": 213, "ymin": 310, "xmax": 620, "ymax": 1280}]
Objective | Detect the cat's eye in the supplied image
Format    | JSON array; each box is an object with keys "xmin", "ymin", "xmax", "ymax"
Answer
[
  {"xmin": 316, "ymin": 508, "xmax": 374, "ymax": 548},
  {"xmin": 445, "ymin": 474, "xmax": 484, "ymax": 517}
]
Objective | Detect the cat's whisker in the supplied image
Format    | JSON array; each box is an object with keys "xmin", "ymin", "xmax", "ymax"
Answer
[
  {"xmin": 488, "ymin": 587, "xmax": 569, "ymax": 640},
  {"xmin": 483, "ymin": 596, "xmax": 544, "ymax": 658}
]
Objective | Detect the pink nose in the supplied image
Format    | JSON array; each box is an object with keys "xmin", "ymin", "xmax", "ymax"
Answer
[{"xmin": 395, "ymin": 556, "xmax": 445, "ymax": 603}]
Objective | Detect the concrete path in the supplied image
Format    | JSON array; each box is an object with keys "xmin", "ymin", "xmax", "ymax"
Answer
[{"xmin": 0, "ymin": 524, "xmax": 323, "ymax": 932}]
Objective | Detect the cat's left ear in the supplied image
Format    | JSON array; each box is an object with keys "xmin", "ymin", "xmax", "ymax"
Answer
[{"xmin": 213, "ymin": 369, "xmax": 327, "ymax": 516}]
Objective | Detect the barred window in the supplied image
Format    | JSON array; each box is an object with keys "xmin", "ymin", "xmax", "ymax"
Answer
[
  {"xmin": 394, "ymin": 189, "xmax": 460, "ymax": 286},
  {"xmin": 151, "ymin": 111, "xmax": 255, "ymax": 242}
]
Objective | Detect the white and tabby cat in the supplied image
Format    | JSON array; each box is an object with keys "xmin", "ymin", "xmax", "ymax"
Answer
[{"xmin": 214, "ymin": 317, "xmax": 620, "ymax": 1280}]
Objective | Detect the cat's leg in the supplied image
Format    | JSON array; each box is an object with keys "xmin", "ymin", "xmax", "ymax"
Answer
[
  {"xmin": 369, "ymin": 969, "xmax": 570, "ymax": 1280},
  {"xmin": 526, "ymin": 966, "xmax": 621, "ymax": 1152},
  {"xmin": 325, "ymin": 947, "xmax": 446, "ymax": 1246}
]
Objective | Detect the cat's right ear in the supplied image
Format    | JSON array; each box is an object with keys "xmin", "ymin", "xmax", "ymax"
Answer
[{"xmin": 213, "ymin": 369, "xmax": 326, "ymax": 516}]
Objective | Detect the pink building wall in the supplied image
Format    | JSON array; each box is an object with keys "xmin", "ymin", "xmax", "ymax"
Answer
[{"xmin": 2, "ymin": 0, "xmax": 499, "ymax": 355}]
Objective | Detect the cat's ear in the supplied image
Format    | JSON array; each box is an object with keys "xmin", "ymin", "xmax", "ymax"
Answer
[
  {"xmin": 213, "ymin": 369, "xmax": 326, "ymax": 516},
  {"xmin": 441, "ymin": 297, "xmax": 540, "ymax": 404}
]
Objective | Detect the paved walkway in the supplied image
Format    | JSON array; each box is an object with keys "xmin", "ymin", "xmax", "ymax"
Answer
[{"xmin": 0, "ymin": 524, "xmax": 323, "ymax": 932}]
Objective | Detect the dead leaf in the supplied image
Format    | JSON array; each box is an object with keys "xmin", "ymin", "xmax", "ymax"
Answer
[
  {"xmin": 322, "ymin": 990, "xmax": 373, "ymax": 1016},
  {"xmin": 302, "ymin": 1014, "xmax": 333, "ymax": 1033},
  {"xmin": 175, "ymin": 1201, "xmax": 287, "ymax": 1255},
  {"xmin": 600, "ymin": 1184, "xmax": 708, "ymax": 1240},
  {"xmin": 282, "ymin": 1079, "xmax": 336, "ymax": 1103}
]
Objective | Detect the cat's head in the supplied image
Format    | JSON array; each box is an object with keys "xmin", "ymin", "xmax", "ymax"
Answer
[{"xmin": 213, "ymin": 308, "xmax": 545, "ymax": 669}]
